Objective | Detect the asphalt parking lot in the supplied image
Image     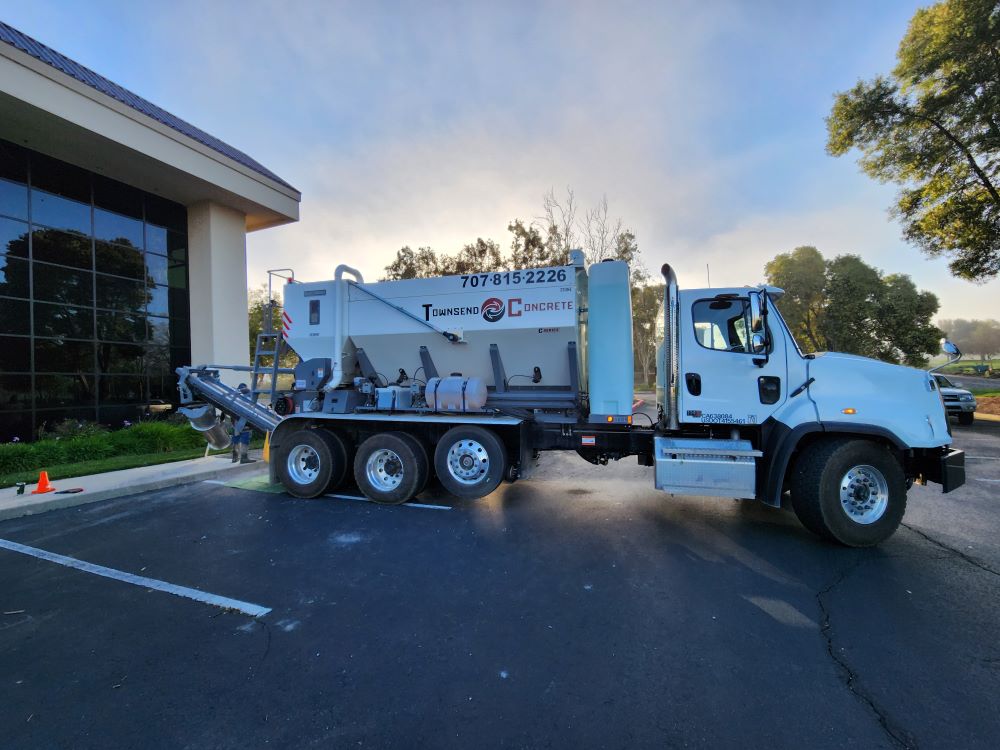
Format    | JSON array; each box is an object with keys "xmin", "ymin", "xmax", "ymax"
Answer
[{"xmin": 1, "ymin": 420, "xmax": 998, "ymax": 749}]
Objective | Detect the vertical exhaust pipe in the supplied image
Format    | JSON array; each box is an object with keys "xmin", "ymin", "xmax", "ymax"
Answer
[{"xmin": 660, "ymin": 264, "xmax": 679, "ymax": 431}]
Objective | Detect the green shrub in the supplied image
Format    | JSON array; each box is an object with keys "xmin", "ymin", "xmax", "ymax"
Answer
[
  {"xmin": 37, "ymin": 418, "xmax": 109, "ymax": 441},
  {"xmin": 0, "ymin": 443, "xmax": 36, "ymax": 474}
]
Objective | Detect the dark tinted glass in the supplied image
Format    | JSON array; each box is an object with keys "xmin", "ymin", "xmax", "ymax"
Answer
[
  {"xmin": 170, "ymin": 317, "xmax": 190, "ymax": 347},
  {"xmin": 168, "ymin": 258, "xmax": 187, "ymax": 289},
  {"xmin": 95, "ymin": 208, "xmax": 144, "ymax": 247},
  {"xmin": 34, "ymin": 302, "xmax": 94, "ymax": 339},
  {"xmin": 0, "ymin": 376, "xmax": 31, "ymax": 410},
  {"xmin": 148, "ymin": 374, "xmax": 175, "ymax": 402},
  {"xmin": 0, "ymin": 410, "xmax": 31, "ymax": 441},
  {"xmin": 147, "ymin": 284, "xmax": 169, "ymax": 316},
  {"xmin": 97, "ymin": 310, "xmax": 146, "ymax": 343},
  {"xmin": 96, "ymin": 273, "xmax": 146, "ymax": 312},
  {"xmin": 169, "ymin": 287, "xmax": 190, "ymax": 319},
  {"xmin": 145, "ymin": 345, "xmax": 171, "ymax": 378},
  {"xmin": 170, "ymin": 347, "xmax": 191, "ymax": 372},
  {"xmin": 96, "ymin": 241, "xmax": 144, "ymax": 279},
  {"xmin": 34, "ymin": 263, "xmax": 94, "ymax": 306},
  {"xmin": 0, "ymin": 141, "xmax": 28, "ymax": 220},
  {"xmin": 36, "ymin": 374, "xmax": 96, "ymax": 408},
  {"xmin": 97, "ymin": 342, "xmax": 145, "ymax": 373},
  {"xmin": 145, "ymin": 195, "xmax": 186, "ymax": 232},
  {"xmin": 31, "ymin": 228, "xmax": 93, "ymax": 270},
  {"xmin": 0, "ymin": 297, "xmax": 30, "ymax": 335},
  {"xmin": 98, "ymin": 403, "xmax": 145, "ymax": 428},
  {"xmin": 146, "ymin": 226, "xmax": 186, "ymax": 259},
  {"xmin": 0, "ymin": 217, "xmax": 29, "ymax": 259},
  {"xmin": 167, "ymin": 230, "xmax": 187, "ymax": 262},
  {"xmin": 35, "ymin": 338, "xmax": 95, "ymax": 374},
  {"xmin": 146, "ymin": 252, "xmax": 168, "ymax": 286},
  {"xmin": 0, "ymin": 336, "xmax": 30, "ymax": 373},
  {"xmin": 148, "ymin": 316, "xmax": 169, "ymax": 345},
  {"xmin": 37, "ymin": 407, "xmax": 98, "ymax": 431},
  {"xmin": 93, "ymin": 175, "xmax": 142, "ymax": 221},
  {"xmin": 0, "ymin": 256, "xmax": 30, "ymax": 299},
  {"xmin": 99, "ymin": 374, "xmax": 146, "ymax": 404},
  {"xmin": 30, "ymin": 152, "xmax": 90, "ymax": 202},
  {"xmin": 31, "ymin": 189, "xmax": 91, "ymax": 234}
]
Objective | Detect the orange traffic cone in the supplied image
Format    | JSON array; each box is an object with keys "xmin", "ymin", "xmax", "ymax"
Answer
[{"xmin": 31, "ymin": 471, "xmax": 56, "ymax": 495}]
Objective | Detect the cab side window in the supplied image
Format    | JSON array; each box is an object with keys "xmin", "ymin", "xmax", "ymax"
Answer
[{"xmin": 692, "ymin": 298, "xmax": 750, "ymax": 352}]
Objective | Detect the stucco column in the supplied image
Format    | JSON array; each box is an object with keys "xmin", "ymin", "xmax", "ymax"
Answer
[{"xmin": 186, "ymin": 201, "xmax": 250, "ymax": 386}]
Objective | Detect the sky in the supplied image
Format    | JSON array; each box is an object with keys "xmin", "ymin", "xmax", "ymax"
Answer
[{"xmin": 2, "ymin": 0, "xmax": 997, "ymax": 322}]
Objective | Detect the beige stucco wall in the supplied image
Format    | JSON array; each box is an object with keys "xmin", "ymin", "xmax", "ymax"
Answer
[{"xmin": 187, "ymin": 202, "xmax": 251, "ymax": 386}]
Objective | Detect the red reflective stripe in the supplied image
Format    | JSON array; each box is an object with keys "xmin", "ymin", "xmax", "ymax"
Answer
[{"xmin": 282, "ymin": 312, "xmax": 292, "ymax": 323}]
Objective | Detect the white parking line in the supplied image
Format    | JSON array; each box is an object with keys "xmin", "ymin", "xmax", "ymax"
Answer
[
  {"xmin": 0, "ymin": 538, "xmax": 271, "ymax": 618},
  {"xmin": 326, "ymin": 492, "xmax": 451, "ymax": 510}
]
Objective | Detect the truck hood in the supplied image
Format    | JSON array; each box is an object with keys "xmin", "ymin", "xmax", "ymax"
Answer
[{"xmin": 806, "ymin": 352, "xmax": 951, "ymax": 449}]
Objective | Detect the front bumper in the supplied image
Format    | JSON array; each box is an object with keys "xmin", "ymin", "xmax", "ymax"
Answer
[
  {"xmin": 944, "ymin": 403, "xmax": 976, "ymax": 414},
  {"xmin": 911, "ymin": 448, "xmax": 965, "ymax": 493}
]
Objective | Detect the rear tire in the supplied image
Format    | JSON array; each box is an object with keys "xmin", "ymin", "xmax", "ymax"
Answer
[
  {"xmin": 790, "ymin": 438, "xmax": 906, "ymax": 547},
  {"xmin": 354, "ymin": 432, "xmax": 427, "ymax": 505},
  {"xmin": 277, "ymin": 429, "xmax": 349, "ymax": 499},
  {"xmin": 434, "ymin": 426, "xmax": 506, "ymax": 500},
  {"xmin": 958, "ymin": 412, "xmax": 974, "ymax": 426}
]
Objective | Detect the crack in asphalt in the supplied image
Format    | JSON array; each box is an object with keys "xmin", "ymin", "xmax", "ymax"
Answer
[
  {"xmin": 901, "ymin": 523, "xmax": 1000, "ymax": 578},
  {"xmin": 816, "ymin": 553, "xmax": 918, "ymax": 750}
]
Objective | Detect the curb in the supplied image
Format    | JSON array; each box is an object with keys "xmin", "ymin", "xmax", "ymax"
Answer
[{"xmin": 0, "ymin": 459, "xmax": 268, "ymax": 523}]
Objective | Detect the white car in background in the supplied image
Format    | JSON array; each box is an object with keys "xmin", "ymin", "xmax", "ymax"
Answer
[{"xmin": 934, "ymin": 374, "xmax": 977, "ymax": 425}]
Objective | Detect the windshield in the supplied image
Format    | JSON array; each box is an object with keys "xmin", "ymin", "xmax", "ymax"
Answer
[{"xmin": 934, "ymin": 374, "xmax": 955, "ymax": 388}]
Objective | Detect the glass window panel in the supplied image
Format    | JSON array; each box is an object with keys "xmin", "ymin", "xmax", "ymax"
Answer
[
  {"xmin": 96, "ymin": 241, "xmax": 144, "ymax": 279},
  {"xmin": 0, "ymin": 336, "xmax": 30, "ymax": 373},
  {"xmin": 0, "ymin": 140, "xmax": 28, "ymax": 221},
  {"xmin": 93, "ymin": 175, "xmax": 142, "ymax": 220},
  {"xmin": 97, "ymin": 310, "xmax": 146, "ymax": 343},
  {"xmin": 167, "ymin": 230, "xmax": 187, "ymax": 262},
  {"xmin": 37, "ymin": 407, "xmax": 97, "ymax": 434},
  {"xmin": 0, "ymin": 256, "xmax": 30, "ymax": 299},
  {"xmin": 31, "ymin": 228, "xmax": 92, "ymax": 270},
  {"xmin": 99, "ymin": 374, "xmax": 146, "ymax": 404},
  {"xmin": 146, "ymin": 252, "xmax": 168, "ymax": 286},
  {"xmin": 98, "ymin": 403, "xmax": 146, "ymax": 428},
  {"xmin": 35, "ymin": 338, "xmax": 95, "ymax": 374},
  {"xmin": 34, "ymin": 263, "xmax": 94, "ymax": 307},
  {"xmin": 146, "ymin": 224, "xmax": 167, "ymax": 255},
  {"xmin": 0, "ymin": 217, "xmax": 30, "ymax": 259},
  {"xmin": 144, "ymin": 195, "xmax": 186, "ymax": 233},
  {"xmin": 95, "ymin": 208, "xmax": 143, "ymax": 248},
  {"xmin": 148, "ymin": 315, "xmax": 169, "ymax": 345},
  {"xmin": 0, "ymin": 297, "xmax": 30, "ymax": 335},
  {"xmin": 168, "ymin": 258, "xmax": 187, "ymax": 289},
  {"xmin": 170, "ymin": 347, "xmax": 191, "ymax": 372},
  {"xmin": 97, "ymin": 342, "xmax": 145, "ymax": 374},
  {"xmin": 96, "ymin": 273, "xmax": 146, "ymax": 312},
  {"xmin": 36, "ymin": 374, "xmax": 96, "ymax": 409},
  {"xmin": 145, "ymin": 345, "xmax": 171, "ymax": 378},
  {"xmin": 31, "ymin": 189, "xmax": 91, "ymax": 234},
  {"xmin": 34, "ymin": 302, "xmax": 94, "ymax": 340},
  {"xmin": 0, "ymin": 410, "xmax": 32, "ymax": 442},
  {"xmin": 169, "ymin": 318, "xmax": 190, "ymax": 347},
  {"xmin": 169, "ymin": 287, "xmax": 190, "ymax": 319},
  {"xmin": 30, "ymin": 152, "xmax": 90, "ymax": 202},
  {"xmin": 148, "ymin": 374, "xmax": 176, "ymax": 403},
  {"xmin": 147, "ymin": 284, "xmax": 169, "ymax": 317},
  {"xmin": 0, "ymin": 375, "xmax": 31, "ymax": 410}
]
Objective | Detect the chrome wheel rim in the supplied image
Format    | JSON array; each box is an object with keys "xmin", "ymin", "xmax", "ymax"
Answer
[
  {"xmin": 287, "ymin": 444, "xmax": 320, "ymax": 485},
  {"xmin": 839, "ymin": 464, "xmax": 889, "ymax": 525},
  {"xmin": 446, "ymin": 439, "xmax": 489, "ymax": 485},
  {"xmin": 366, "ymin": 449, "xmax": 404, "ymax": 491}
]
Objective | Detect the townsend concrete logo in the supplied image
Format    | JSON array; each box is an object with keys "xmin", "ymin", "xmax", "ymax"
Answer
[{"xmin": 482, "ymin": 297, "xmax": 505, "ymax": 323}]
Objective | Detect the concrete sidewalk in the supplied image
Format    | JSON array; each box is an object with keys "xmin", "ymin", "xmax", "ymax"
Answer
[{"xmin": 0, "ymin": 451, "xmax": 267, "ymax": 521}]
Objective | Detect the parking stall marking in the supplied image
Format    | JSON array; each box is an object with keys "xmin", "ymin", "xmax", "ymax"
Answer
[{"xmin": 0, "ymin": 538, "xmax": 271, "ymax": 618}]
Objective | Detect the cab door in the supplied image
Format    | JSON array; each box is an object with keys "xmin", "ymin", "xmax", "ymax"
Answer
[{"xmin": 677, "ymin": 290, "xmax": 787, "ymax": 427}]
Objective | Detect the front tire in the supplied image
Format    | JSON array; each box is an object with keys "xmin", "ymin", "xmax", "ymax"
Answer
[
  {"xmin": 958, "ymin": 412, "xmax": 974, "ymax": 426},
  {"xmin": 790, "ymin": 438, "xmax": 906, "ymax": 547},
  {"xmin": 277, "ymin": 429, "xmax": 349, "ymax": 499},
  {"xmin": 434, "ymin": 426, "xmax": 506, "ymax": 500},
  {"xmin": 354, "ymin": 432, "xmax": 428, "ymax": 505}
]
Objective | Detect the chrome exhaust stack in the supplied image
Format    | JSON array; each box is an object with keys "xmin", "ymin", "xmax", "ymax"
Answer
[{"xmin": 659, "ymin": 263, "xmax": 680, "ymax": 431}]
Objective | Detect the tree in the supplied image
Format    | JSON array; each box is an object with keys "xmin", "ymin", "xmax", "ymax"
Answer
[
  {"xmin": 631, "ymin": 284, "xmax": 663, "ymax": 387},
  {"xmin": 826, "ymin": 0, "xmax": 1000, "ymax": 280},
  {"xmin": 765, "ymin": 247, "xmax": 942, "ymax": 366},
  {"xmin": 939, "ymin": 318, "xmax": 1000, "ymax": 360}
]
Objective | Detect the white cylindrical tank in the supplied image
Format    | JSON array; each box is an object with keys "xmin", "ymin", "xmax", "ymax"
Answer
[
  {"xmin": 586, "ymin": 261, "xmax": 634, "ymax": 421},
  {"xmin": 425, "ymin": 376, "xmax": 489, "ymax": 412}
]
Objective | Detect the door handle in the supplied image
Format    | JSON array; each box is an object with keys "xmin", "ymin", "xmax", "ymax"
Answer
[{"xmin": 685, "ymin": 372, "xmax": 702, "ymax": 396}]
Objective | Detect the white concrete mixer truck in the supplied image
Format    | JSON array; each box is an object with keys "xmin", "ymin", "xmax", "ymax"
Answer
[{"xmin": 176, "ymin": 253, "xmax": 964, "ymax": 546}]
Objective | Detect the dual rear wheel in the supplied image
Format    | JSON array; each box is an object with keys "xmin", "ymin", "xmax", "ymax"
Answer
[{"xmin": 276, "ymin": 425, "xmax": 507, "ymax": 504}]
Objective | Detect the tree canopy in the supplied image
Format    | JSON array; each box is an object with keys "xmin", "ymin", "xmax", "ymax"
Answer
[
  {"xmin": 765, "ymin": 246, "xmax": 942, "ymax": 367},
  {"xmin": 938, "ymin": 317, "xmax": 1000, "ymax": 360},
  {"xmin": 826, "ymin": 0, "xmax": 1000, "ymax": 280}
]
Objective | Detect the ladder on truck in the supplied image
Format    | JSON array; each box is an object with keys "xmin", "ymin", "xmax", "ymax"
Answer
[{"xmin": 235, "ymin": 269, "xmax": 297, "ymax": 434}]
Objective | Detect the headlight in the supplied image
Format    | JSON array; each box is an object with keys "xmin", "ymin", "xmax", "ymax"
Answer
[{"xmin": 960, "ymin": 394, "xmax": 974, "ymax": 402}]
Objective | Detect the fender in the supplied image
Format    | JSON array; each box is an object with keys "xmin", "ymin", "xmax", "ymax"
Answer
[{"xmin": 759, "ymin": 419, "xmax": 907, "ymax": 507}]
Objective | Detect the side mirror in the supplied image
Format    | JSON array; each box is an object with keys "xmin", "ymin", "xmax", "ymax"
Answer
[
  {"xmin": 747, "ymin": 291, "xmax": 770, "ymax": 365},
  {"xmin": 748, "ymin": 291, "xmax": 765, "ymax": 336},
  {"xmin": 941, "ymin": 339, "xmax": 961, "ymax": 358},
  {"xmin": 751, "ymin": 333, "xmax": 766, "ymax": 354}
]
